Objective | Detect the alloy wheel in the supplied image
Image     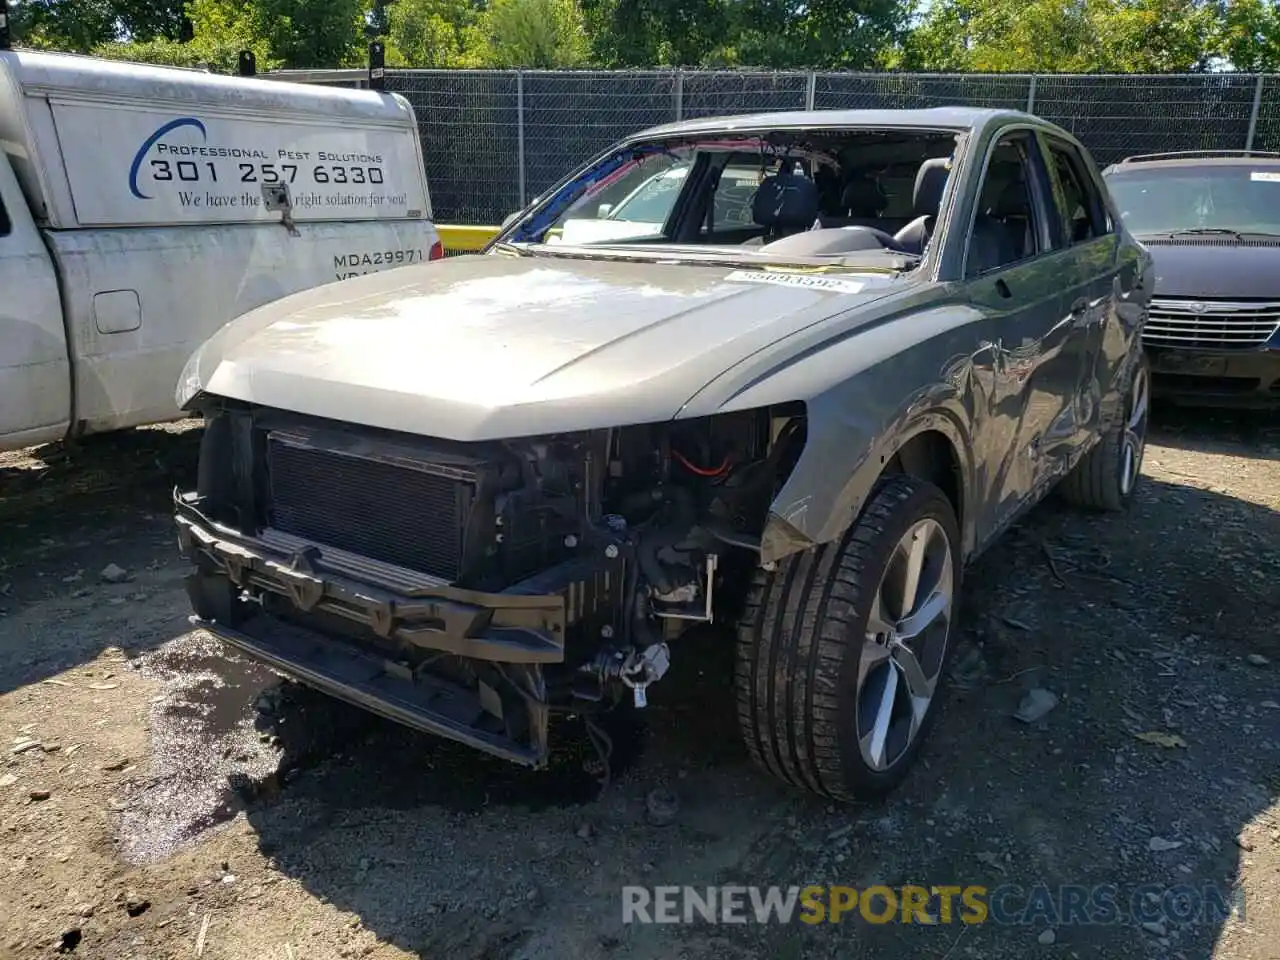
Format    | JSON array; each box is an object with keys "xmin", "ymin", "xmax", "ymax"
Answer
[
  {"xmin": 855, "ymin": 517, "xmax": 955, "ymax": 772},
  {"xmin": 1120, "ymin": 363, "xmax": 1150, "ymax": 497}
]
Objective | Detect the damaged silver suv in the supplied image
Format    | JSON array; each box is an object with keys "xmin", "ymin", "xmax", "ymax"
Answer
[{"xmin": 173, "ymin": 108, "xmax": 1152, "ymax": 801}]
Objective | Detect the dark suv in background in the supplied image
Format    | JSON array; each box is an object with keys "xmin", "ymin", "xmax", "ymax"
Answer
[{"xmin": 1103, "ymin": 151, "xmax": 1280, "ymax": 408}]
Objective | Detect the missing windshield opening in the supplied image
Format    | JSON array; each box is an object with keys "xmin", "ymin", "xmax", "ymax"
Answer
[{"xmin": 510, "ymin": 128, "xmax": 961, "ymax": 266}]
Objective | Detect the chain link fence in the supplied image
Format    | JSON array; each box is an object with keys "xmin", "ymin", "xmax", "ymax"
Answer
[{"xmin": 272, "ymin": 68, "xmax": 1280, "ymax": 225}]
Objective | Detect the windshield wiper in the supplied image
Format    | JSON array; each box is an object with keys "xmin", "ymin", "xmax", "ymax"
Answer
[
  {"xmin": 489, "ymin": 240, "xmax": 529, "ymax": 256},
  {"xmin": 1143, "ymin": 227, "xmax": 1280, "ymax": 241},
  {"xmin": 1166, "ymin": 228, "xmax": 1243, "ymax": 239}
]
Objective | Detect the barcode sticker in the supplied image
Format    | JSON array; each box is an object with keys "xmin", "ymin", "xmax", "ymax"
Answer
[{"xmin": 1250, "ymin": 171, "xmax": 1280, "ymax": 182}]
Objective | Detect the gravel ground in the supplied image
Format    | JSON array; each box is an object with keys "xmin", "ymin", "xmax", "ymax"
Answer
[{"xmin": 0, "ymin": 409, "xmax": 1277, "ymax": 960}]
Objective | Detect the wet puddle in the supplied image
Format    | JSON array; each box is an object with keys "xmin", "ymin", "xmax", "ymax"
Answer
[
  {"xmin": 116, "ymin": 630, "xmax": 650, "ymax": 864},
  {"xmin": 119, "ymin": 631, "xmax": 280, "ymax": 863}
]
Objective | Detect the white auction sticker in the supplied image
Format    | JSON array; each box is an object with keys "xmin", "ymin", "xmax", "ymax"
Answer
[
  {"xmin": 724, "ymin": 270, "xmax": 866, "ymax": 293},
  {"xmin": 1250, "ymin": 171, "xmax": 1280, "ymax": 183}
]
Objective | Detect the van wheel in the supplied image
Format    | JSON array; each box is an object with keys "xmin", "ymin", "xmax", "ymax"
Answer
[
  {"xmin": 735, "ymin": 475, "xmax": 961, "ymax": 802},
  {"xmin": 1059, "ymin": 353, "xmax": 1150, "ymax": 511}
]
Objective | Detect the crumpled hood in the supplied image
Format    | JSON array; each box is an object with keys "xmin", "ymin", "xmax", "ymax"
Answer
[{"xmin": 182, "ymin": 253, "xmax": 895, "ymax": 440}]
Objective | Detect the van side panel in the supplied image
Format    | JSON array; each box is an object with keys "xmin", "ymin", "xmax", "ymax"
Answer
[
  {"xmin": 50, "ymin": 100, "xmax": 428, "ymax": 228},
  {"xmin": 46, "ymin": 220, "xmax": 435, "ymax": 435},
  {"xmin": 0, "ymin": 156, "xmax": 69, "ymax": 450}
]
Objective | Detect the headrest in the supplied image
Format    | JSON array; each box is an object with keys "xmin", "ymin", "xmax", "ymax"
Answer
[
  {"xmin": 993, "ymin": 180, "xmax": 1029, "ymax": 217},
  {"xmin": 752, "ymin": 172, "xmax": 820, "ymax": 230},
  {"xmin": 839, "ymin": 177, "xmax": 886, "ymax": 216},
  {"xmin": 913, "ymin": 158, "xmax": 951, "ymax": 218}
]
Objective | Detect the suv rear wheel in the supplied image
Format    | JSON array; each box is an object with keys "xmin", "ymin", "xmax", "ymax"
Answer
[
  {"xmin": 735, "ymin": 475, "xmax": 961, "ymax": 801},
  {"xmin": 1059, "ymin": 353, "xmax": 1150, "ymax": 511}
]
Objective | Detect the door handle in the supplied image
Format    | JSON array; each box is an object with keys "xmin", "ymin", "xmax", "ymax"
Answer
[
  {"xmin": 1070, "ymin": 297, "xmax": 1091, "ymax": 326},
  {"xmin": 994, "ymin": 278, "xmax": 1012, "ymax": 299}
]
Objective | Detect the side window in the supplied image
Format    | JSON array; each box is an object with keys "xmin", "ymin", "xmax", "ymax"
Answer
[
  {"xmin": 701, "ymin": 164, "xmax": 762, "ymax": 234},
  {"xmin": 964, "ymin": 132, "xmax": 1046, "ymax": 278},
  {"xmin": 1045, "ymin": 139, "xmax": 1109, "ymax": 244}
]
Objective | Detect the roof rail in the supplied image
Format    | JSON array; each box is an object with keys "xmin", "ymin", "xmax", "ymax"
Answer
[{"xmin": 1118, "ymin": 149, "xmax": 1280, "ymax": 164}]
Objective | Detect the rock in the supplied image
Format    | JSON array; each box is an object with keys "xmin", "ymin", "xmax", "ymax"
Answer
[
  {"xmin": 124, "ymin": 898, "xmax": 150, "ymax": 918},
  {"xmin": 57, "ymin": 928, "xmax": 82, "ymax": 953},
  {"xmin": 0, "ymin": 773, "xmax": 17, "ymax": 788},
  {"xmin": 575, "ymin": 821, "xmax": 595, "ymax": 841},
  {"xmin": 11, "ymin": 739, "xmax": 42, "ymax": 755},
  {"xmin": 1245, "ymin": 653, "xmax": 1270, "ymax": 668},
  {"xmin": 1141, "ymin": 920, "xmax": 1168, "ymax": 937},
  {"xmin": 1038, "ymin": 928, "xmax": 1057, "ymax": 945},
  {"xmin": 29, "ymin": 789, "xmax": 52, "ymax": 802},
  {"xmin": 101, "ymin": 758, "xmax": 130, "ymax": 772},
  {"xmin": 1148, "ymin": 836, "xmax": 1183, "ymax": 852},
  {"xmin": 645, "ymin": 787, "xmax": 680, "ymax": 827},
  {"xmin": 77, "ymin": 904, "xmax": 95, "ymax": 918},
  {"xmin": 99, "ymin": 564, "xmax": 130, "ymax": 584},
  {"xmin": 1015, "ymin": 689, "xmax": 1059, "ymax": 723}
]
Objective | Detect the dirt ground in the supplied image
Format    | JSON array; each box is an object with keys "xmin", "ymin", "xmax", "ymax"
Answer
[{"xmin": 0, "ymin": 408, "xmax": 1277, "ymax": 960}]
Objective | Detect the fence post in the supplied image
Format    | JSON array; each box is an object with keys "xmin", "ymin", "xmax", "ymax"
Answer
[
  {"xmin": 674, "ymin": 70, "xmax": 683, "ymax": 121},
  {"xmin": 805, "ymin": 71, "xmax": 816, "ymax": 110},
  {"xmin": 1246, "ymin": 75, "xmax": 1264, "ymax": 153},
  {"xmin": 516, "ymin": 71, "xmax": 526, "ymax": 208},
  {"xmin": 1026, "ymin": 75, "xmax": 1037, "ymax": 115}
]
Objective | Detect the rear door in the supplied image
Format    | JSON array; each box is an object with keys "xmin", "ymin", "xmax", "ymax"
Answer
[{"xmin": 1038, "ymin": 133, "xmax": 1121, "ymax": 446}]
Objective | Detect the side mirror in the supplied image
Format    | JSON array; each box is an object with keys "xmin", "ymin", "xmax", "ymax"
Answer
[
  {"xmin": 597, "ymin": 203, "xmax": 613, "ymax": 219},
  {"xmin": 500, "ymin": 211, "xmax": 521, "ymax": 230}
]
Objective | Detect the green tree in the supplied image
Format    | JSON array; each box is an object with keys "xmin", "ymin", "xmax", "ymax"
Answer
[
  {"xmin": 1214, "ymin": 0, "xmax": 1280, "ymax": 70},
  {"xmin": 582, "ymin": 0, "xmax": 729, "ymax": 66},
  {"xmin": 244, "ymin": 0, "xmax": 367, "ymax": 68},
  {"xmin": 473, "ymin": 0, "xmax": 589, "ymax": 67},
  {"xmin": 900, "ymin": 0, "xmax": 1220, "ymax": 72},
  {"xmin": 720, "ymin": 0, "xmax": 911, "ymax": 68},
  {"xmin": 384, "ymin": 0, "xmax": 481, "ymax": 67},
  {"xmin": 11, "ymin": 0, "xmax": 119, "ymax": 52},
  {"xmin": 94, "ymin": 0, "xmax": 278, "ymax": 72}
]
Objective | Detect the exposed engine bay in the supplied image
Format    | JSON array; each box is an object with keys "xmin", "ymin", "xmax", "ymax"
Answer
[{"xmin": 176, "ymin": 401, "xmax": 807, "ymax": 769}]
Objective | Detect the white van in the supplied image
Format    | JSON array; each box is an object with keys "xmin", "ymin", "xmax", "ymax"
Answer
[{"xmin": 0, "ymin": 48, "xmax": 442, "ymax": 452}]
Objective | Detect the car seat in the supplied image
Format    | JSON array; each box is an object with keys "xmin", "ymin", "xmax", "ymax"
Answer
[{"xmin": 893, "ymin": 158, "xmax": 952, "ymax": 254}]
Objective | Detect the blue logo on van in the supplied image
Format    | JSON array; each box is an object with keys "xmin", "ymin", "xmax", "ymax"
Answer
[{"xmin": 129, "ymin": 117, "xmax": 207, "ymax": 199}]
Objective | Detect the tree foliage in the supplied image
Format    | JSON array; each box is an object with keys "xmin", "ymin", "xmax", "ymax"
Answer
[{"xmin": 9, "ymin": 0, "xmax": 1280, "ymax": 72}]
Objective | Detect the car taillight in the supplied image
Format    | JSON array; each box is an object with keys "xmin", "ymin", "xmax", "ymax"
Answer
[{"xmin": 429, "ymin": 240, "xmax": 444, "ymax": 261}]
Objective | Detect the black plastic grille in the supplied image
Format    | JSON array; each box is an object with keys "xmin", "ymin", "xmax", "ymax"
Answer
[{"xmin": 266, "ymin": 438, "xmax": 471, "ymax": 580}]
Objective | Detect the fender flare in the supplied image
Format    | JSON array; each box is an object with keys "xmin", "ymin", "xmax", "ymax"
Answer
[{"xmin": 760, "ymin": 391, "xmax": 979, "ymax": 565}]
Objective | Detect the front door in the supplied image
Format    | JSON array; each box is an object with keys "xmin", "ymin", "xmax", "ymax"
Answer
[{"xmin": 955, "ymin": 128, "xmax": 1087, "ymax": 540}]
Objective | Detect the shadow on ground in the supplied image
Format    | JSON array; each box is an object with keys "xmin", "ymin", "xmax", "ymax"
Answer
[
  {"xmin": 234, "ymin": 457, "xmax": 1278, "ymax": 958},
  {"xmin": 0, "ymin": 424, "xmax": 201, "ymax": 696}
]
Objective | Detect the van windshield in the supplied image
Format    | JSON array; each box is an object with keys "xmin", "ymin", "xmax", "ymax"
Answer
[{"xmin": 1106, "ymin": 164, "xmax": 1280, "ymax": 236}]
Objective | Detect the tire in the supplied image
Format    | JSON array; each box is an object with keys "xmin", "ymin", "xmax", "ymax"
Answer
[
  {"xmin": 1059, "ymin": 353, "xmax": 1151, "ymax": 511},
  {"xmin": 735, "ymin": 474, "xmax": 962, "ymax": 802}
]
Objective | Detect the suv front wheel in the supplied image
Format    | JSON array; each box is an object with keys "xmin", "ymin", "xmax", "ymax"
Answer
[{"xmin": 735, "ymin": 475, "xmax": 961, "ymax": 802}]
